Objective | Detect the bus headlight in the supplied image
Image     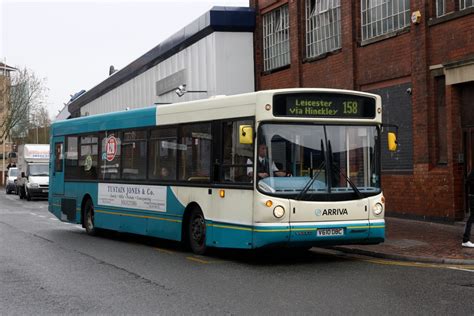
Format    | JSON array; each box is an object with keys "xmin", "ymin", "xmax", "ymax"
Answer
[
  {"xmin": 373, "ymin": 203, "xmax": 383, "ymax": 216},
  {"xmin": 273, "ymin": 206, "xmax": 285, "ymax": 218}
]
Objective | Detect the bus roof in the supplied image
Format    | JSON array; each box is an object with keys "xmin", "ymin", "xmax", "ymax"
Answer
[
  {"xmin": 51, "ymin": 106, "xmax": 157, "ymax": 136},
  {"xmin": 51, "ymin": 88, "xmax": 380, "ymax": 136}
]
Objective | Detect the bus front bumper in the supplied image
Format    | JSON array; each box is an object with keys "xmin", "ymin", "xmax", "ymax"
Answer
[
  {"xmin": 207, "ymin": 219, "xmax": 385, "ymax": 249},
  {"xmin": 251, "ymin": 219, "xmax": 385, "ymax": 249}
]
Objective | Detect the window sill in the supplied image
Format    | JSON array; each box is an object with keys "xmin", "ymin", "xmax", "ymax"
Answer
[
  {"xmin": 428, "ymin": 7, "xmax": 474, "ymax": 26},
  {"xmin": 261, "ymin": 64, "xmax": 291, "ymax": 76},
  {"xmin": 360, "ymin": 27, "xmax": 410, "ymax": 47},
  {"xmin": 303, "ymin": 48, "xmax": 342, "ymax": 64},
  {"xmin": 381, "ymin": 169, "xmax": 413, "ymax": 175}
]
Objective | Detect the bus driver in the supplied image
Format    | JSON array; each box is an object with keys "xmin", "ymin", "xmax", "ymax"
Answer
[{"xmin": 247, "ymin": 144, "xmax": 287, "ymax": 180}]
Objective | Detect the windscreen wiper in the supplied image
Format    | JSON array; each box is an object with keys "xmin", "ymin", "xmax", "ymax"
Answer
[
  {"xmin": 295, "ymin": 160, "xmax": 325, "ymax": 201},
  {"xmin": 327, "ymin": 141, "xmax": 363, "ymax": 200}
]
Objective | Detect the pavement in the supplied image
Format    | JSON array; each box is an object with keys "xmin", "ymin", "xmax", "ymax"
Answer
[{"xmin": 333, "ymin": 216, "xmax": 474, "ymax": 265}]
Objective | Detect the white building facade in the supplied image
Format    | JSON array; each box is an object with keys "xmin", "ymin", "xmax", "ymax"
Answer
[{"xmin": 68, "ymin": 7, "xmax": 255, "ymax": 117}]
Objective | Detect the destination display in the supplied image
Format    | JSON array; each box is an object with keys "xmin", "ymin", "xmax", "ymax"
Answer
[{"xmin": 273, "ymin": 93, "xmax": 376, "ymax": 119}]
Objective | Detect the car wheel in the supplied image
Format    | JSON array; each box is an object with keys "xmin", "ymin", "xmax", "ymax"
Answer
[
  {"xmin": 84, "ymin": 199, "xmax": 98, "ymax": 236},
  {"xmin": 188, "ymin": 207, "xmax": 207, "ymax": 255},
  {"xmin": 26, "ymin": 188, "xmax": 31, "ymax": 201}
]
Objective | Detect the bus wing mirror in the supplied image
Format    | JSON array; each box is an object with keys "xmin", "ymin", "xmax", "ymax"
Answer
[
  {"xmin": 239, "ymin": 125, "xmax": 253, "ymax": 144},
  {"xmin": 388, "ymin": 132, "xmax": 398, "ymax": 152}
]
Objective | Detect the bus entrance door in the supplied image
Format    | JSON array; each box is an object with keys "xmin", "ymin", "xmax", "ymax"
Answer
[{"xmin": 51, "ymin": 136, "xmax": 65, "ymax": 196}]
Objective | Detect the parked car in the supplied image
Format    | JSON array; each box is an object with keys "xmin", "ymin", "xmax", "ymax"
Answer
[{"xmin": 5, "ymin": 167, "xmax": 19, "ymax": 194}]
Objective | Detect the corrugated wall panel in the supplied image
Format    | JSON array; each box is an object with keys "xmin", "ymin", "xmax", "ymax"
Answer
[{"xmin": 80, "ymin": 32, "xmax": 253, "ymax": 116}]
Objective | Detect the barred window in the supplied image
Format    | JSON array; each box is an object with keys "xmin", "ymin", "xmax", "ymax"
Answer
[
  {"xmin": 263, "ymin": 5, "xmax": 290, "ymax": 71},
  {"xmin": 436, "ymin": 0, "xmax": 445, "ymax": 16},
  {"xmin": 460, "ymin": 0, "xmax": 474, "ymax": 10},
  {"xmin": 361, "ymin": 0, "xmax": 411, "ymax": 41},
  {"xmin": 305, "ymin": 0, "xmax": 341, "ymax": 59}
]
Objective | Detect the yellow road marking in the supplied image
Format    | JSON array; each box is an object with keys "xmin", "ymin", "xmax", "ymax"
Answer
[
  {"xmin": 447, "ymin": 267, "xmax": 474, "ymax": 273},
  {"xmin": 153, "ymin": 247, "xmax": 175, "ymax": 255},
  {"xmin": 186, "ymin": 256, "xmax": 213, "ymax": 264},
  {"xmin": 336, "ymin": 252, "xmax": 474, "ymax": 270}
]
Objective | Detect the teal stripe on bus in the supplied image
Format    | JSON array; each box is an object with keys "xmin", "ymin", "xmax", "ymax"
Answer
[{"xmin": 51, "ymin": 106, "xmax": 157, "ymax": 136}]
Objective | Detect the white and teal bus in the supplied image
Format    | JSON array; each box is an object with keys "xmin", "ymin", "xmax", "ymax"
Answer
[{"xmin": 49, "ymin": 88, "xmax": 396, "ymax": 254}]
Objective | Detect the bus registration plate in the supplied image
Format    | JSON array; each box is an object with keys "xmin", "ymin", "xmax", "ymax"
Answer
[{"xmin": 317, "ymin": 228, "xmax": 344, "ymax": 237}]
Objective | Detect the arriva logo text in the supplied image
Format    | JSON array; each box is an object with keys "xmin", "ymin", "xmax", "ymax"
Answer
[{"xmin": 315, "ymin": 208, "xmax": 348, "ymax": 216}]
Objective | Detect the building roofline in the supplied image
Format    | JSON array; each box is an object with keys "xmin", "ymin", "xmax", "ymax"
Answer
[
  {"xmin": 68, "ymin": 6, "xmax": 255, "ymax": 115},
  {"xmin": 0, "ymin": 62, "xmax": 17, "ymax": 72}
]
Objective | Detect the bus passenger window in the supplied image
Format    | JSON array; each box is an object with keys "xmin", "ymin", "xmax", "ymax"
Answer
[
  {"xmin": 122, "ymin": 130, "xmax": 147, "ymax": 180},
  {"xmin": 55, "ymin": 143, "xmax": 63, "ymax": 172},
  {"xmin": 100, "ymin": 131, "xmax": 121, "ymax": 180},
  {"xmin": 149, "ymin": 128, "xmax": 177, "ymax": 181},
  {"xmin": 179, "ymin": 123, "xmax": 211, "ymax": 182},
  {"xmin": 65, "ymin": 137, "xmax": 79, "ymax": 179},
  {"xmin": 79, "ymin": 135, "xmax": 98, "ymax": 180}
]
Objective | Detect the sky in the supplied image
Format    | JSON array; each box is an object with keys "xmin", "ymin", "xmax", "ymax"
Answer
[{"xmin": 0, "ymin": 0, "xmax": 249, "ymax": 119}]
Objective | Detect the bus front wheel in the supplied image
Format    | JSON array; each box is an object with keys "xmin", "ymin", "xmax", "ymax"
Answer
[
  {"xmin": 84, "ymin": 199, "xmax": 98, "ymax": 236},
  {"xmin": 188, "ymin": 208, "xmax": 207, "ymax": 255}
]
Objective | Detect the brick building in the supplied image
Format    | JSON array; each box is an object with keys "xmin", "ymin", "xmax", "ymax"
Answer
[
  {"xmin": 249, "ymin": 0, "xmax": 474, "ymax": 221},
  {"xmin": 0, "ymin": 62, "xmax": 17, "ymax": 162}
]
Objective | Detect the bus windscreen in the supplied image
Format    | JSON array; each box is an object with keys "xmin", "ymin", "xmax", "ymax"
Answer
[{"xmin": 273, "ymin": 93, "xmax": 376, "ymax": 119}]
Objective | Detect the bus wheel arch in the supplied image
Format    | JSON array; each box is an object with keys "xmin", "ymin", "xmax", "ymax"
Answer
[{"xmin": 182, "ymin": 202, "xmax": 207, "ymax": 255}]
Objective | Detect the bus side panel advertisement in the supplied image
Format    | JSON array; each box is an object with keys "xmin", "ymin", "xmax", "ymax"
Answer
[{"xmin": 98, "ymin": 183, "xmax": 167, "ymax": 212}]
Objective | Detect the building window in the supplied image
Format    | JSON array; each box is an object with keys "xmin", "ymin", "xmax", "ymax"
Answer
[
  {"xmin": 263, "ymin": 5, "xmax": 290, "ymax": 72},
  {"xmin": 305, "ymin": 0, "xmax": 341, "ymax": 59},
  {"xmin": 436, "ymin": 0, "xmax": 446, "ymax": 16},
  {"xmin": 361, "ymin": 0, "xmax": 411, "ymax": 41},
  {"xmin": 460, "ymin": 0, "xmax": 474, "ymax": 10},
  {"xmin": 370, "ymin": 83, "xmax": 414, "ymax": 171}
]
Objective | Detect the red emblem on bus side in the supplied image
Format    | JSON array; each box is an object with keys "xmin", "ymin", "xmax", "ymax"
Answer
[{"xmin": 106, "ymin": 136, "xmax": 117, "ymax": 161}]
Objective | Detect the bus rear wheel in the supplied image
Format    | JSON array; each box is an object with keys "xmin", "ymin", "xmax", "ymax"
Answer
[
  {"xmin": 188, "ymin": 208, "xmax": 207, "ymax": 255},
  {"xmin": 84, "ymin": 199, "xmax": 98, "ymax": 236}
]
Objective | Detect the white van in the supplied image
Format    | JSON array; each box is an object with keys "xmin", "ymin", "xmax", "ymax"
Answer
[{"xmin": 16, "ymin": 144, "xmax": 50, "ymax": 201}]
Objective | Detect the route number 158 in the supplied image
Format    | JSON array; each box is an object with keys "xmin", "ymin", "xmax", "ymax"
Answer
[{"xmin": 343, "ymin": 101, "xmax": 358, "ymax": 114}]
